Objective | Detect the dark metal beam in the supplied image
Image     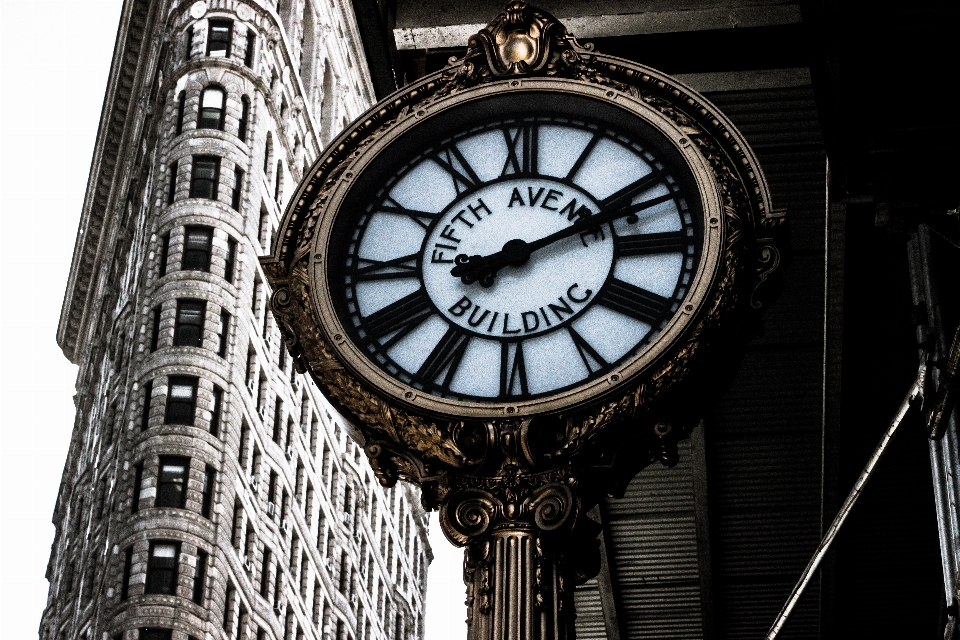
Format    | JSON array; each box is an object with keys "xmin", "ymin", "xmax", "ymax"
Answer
[
  {"xmin": 691, "ymin": 422, "xmax": 717, "ymax": 640},
  {"xmin": 591, "ymin": 505, "xmax": 623, "ymax": 640},
  {"xmin": 351, "ymin": 0, "xmax": 398, "ymax": 99}
]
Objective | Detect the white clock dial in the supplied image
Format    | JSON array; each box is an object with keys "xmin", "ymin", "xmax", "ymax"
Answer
[{"xmin": 336, "ymin": 116, "xmax": 700, "ymax": 402}]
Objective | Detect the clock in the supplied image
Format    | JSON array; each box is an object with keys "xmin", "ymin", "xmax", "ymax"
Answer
[{"xmin": 305, "ymin": 81, "xmax": 724, "ymax": 419}]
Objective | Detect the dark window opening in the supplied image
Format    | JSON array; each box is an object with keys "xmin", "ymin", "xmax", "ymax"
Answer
[
  {"xmin": 174, "ymin": 299, "xmax": 206, "ymax": 347},
  {"xmin": 167, "ymin": 161, "xmax": 178, "ymax": 204},
  {"xmin": 150, "ymin": 306, "xmax": 161, "ymax": 352},
  {"xmin": 210, "ymin": 385, "xmax": 223, "ymax": 436},
  {"xmin": 165, "ymin": 376, "xmax": 198, "ymax": 425},
  {"xmin": 193, "ymin": 549, "xmax": 208, "ymax": 604},
  {"xmin": 189, "ymin": 156, "xmax": 220, "ymax": 200},
  {"xmin": 198, "ymin": 86, "xmax": 225, "ymax": 130},
  {"xmin": 141, "ymin": 381, "xmax": 153, "ymax": 431},
  {"xmin": 244, "ymin": 31, "xmax": 256, "ymax": 67},
  {"xmin": 146, "ymin": 540, "xmax": 180, "ymax": 595},
  {"xmin": 218, "ymin": 311, "xmax": 231, "ymax": 357},
  {"xmin": 232, "ymin": 168, "xmax": 244, "ymax": 210},
  {"xmin": 132, "ymin": 461, "xmax": 144, "ymax": 513},
  {"xmin": 201, "ymin": 464, "xmax": 216, "ymax": 518},
  {"xmin": 182, "ymin": 226, "xmax": 213, "ymax": 271},
  {"xmin": 120, "ymin": 546, "xmax": 133, "ymax": 600},
  {"xmin": 207, "ymin": 19, "xmax": 233, "ymax": 58},
  {"xmin": 239, "ymin": 96, "xmax": 250, "ymax": 142},
  {"xmin": 175, "ymin": 91, "xmax": 186, "ymax": 135},
  {"xmin": 224, "ymin": 237, "xmax": 237, "ymax": 284},
  {"xmin": 185, "ymin": 25, "xmax": 195, "ymax": 59},
  {"xmin": 158, "ymin": 233, "xmax": 170, "ymax": 277},
  {"xmin": 156, "ymin": 456, "xmax": 189, "ymax": 508}
]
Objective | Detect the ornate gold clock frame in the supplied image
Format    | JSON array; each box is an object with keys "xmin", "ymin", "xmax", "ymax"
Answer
[{"xmin": 262, "ymin": 4, "xmax": 785, "ymax": 637}]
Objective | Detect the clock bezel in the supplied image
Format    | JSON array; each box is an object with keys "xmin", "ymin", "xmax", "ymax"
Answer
[{"xmin": 307, "ymin": 78, "xmax": 725, "ymax": 420}]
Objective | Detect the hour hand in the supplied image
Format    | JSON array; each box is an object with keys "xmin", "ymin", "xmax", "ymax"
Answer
[{"xmin": 450, "ymin": 239, "xmax": 531, "ymax": 287}]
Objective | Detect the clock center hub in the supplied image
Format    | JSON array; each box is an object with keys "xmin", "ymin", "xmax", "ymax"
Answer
[{"xmin": 422, "ymin": 178, "xmax": 614, "ymax": 338}]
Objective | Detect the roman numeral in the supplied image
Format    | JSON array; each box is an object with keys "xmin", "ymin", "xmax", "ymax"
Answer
[
  {"xmin": 599, "ymin": 172, "xmax": 663, "ymax": 211},
  {"xmin": 501, "ymin": 124, "xmax": 538, "ymax": 176},
  {"xmin": 567, "ymin": 326, "xmax": 608, "ymax": 374},
  {"xmin": 596, "ymin": 279, "xmax": 670, "ymax": 326},
  {"xmin": 431, "ymin": 145, "xmax": 480, "ymax": 195},
  {"xmin": 363, "ymin": 289, "xmax": 432, "ymax": 348},
  {"xmin": 565, "ymin": 132, "xmax": 602, "ymax": 182},
  {"xmin": 499, "ymin": 342, "xmax": 529, "ymax": 398},
  {"xmin": 349, "ymin": 253, "xmax": 419, "ymax": 282},
  {"xmin": 615, "ymin": 231, "xmax": 687, "ymax": 257},
  {"xmin": 417, "ymin": 326, "xmax": 470, "ymax": 389},
  {"xmin": 378, "ymin": 196, "xmax": 439, "ymax": 229}
]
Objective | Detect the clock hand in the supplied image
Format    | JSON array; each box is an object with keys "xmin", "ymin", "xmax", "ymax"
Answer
[{"xmin": 450, "ymin": 192, "xmax": 674, "ymax": 287}]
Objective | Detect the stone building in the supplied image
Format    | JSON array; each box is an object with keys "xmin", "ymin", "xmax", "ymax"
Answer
[{"xmin": 41, "ymin": 2, "xmax": 431, "ymax": 639}]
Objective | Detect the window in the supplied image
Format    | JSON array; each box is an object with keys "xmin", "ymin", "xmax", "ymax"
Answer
[
  {"xmin": 156, "ymin": 456, "xmax": 189, "ymax": 508},
  {"xmin": 232, "ymin": 168, "xmax": 244, "ymax": 210},
  {"xmin": 167, "ymin": 161, "xmax": 178, "ymax": 204},
  {"xmin": 224, "ymin": 237, "xmax": 237, "ymax": 283},
  {"xmin": 260, "ymin": 548, "xmax": 272, "ymax": 596},
  {"xmin": 186, "ymin": 24, "xmax": 195, "ymax": 58},
  {"xmin": 218, "ymin": 311, "xmax": 231, "ymax": 357},
  {"xmin": 182, "ymin": 226, "xmax": 213, "ymax": 271},
  {"xmin": 176, "ymin": 91, "xmax": 186, "ymax": 135},
  {"xmin": 264, "ymin": 132, "xmax": 273, "ymax": 174},
  {"xmin": 210, "ymin": 385, "xmax": 223, "ymax": 436},
  {"xmin": 274, "ymin": 161, "xmax": 284, "ymax": 202},
  {"xmin": 165, "ymin": 376, "xmax": 198, "ymax": 425},
  {"xmin": 158, "ymin": 232, "xmax": 170, "ymax": 277},
  {"xmin": 193, "ymin": 549, "xmax": 208, "ymax": 603},
  {"xmin": 150, "ymin": 306, "xmax": 161, "ymax": 352},
  {"xmin": 174, "ymin": 299, "xmax": 206, "ymax": 347},
  {"xmin": 238, "ymin": 96, "xmax": 250, "ymax": 142},
  {"xmin": 189, "ymin": 156, "xmax": 219, "ymax": 200},
  {"xmin": 258, "ymin": 206, "xmax": 269, "ymax": 250},
  {"xmin": 132, "ymin": 461, "xmax": 144, "ymax": 513},
  {"xmin": 201, "ymin": 465, "xmax": 216, "ymax": 517},
  {"xmin": 141, "ymin": 381, "xmax": 153, "ymax": 431},
  {"xmin": 146, "ymin": 541, "xmax": 180, "ymax": 595},
  {"xmin": 120, "ymin": 546, "xmax": 133, "ymax": 600},
  {"xmin": 244, "ymin": 30, "xmax": 256, "ymax": 67},
  {"xmin": 141, "ymin": 631, "xmax": 172, "ymax": 640},
  {"xmin": 198, "ymin": 86, "xmax": 225, "ymax": 130},
  {"xmin": 252, "ymin": 276, "xmax": 262, "ymax": 315},
  {"xmin": 207, "ymin": 19, "xmax": 232, "ymax": 57}
]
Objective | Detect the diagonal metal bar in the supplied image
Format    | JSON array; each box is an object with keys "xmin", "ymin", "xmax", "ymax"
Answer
[{"xmin": 766, "ymin": 355, "xmax": 928, "ymax": 640}]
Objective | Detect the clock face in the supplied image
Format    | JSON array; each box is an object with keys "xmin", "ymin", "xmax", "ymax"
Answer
[{"xmin": 324, "ymin": 104, "xmax": 706, "ymax": 408}]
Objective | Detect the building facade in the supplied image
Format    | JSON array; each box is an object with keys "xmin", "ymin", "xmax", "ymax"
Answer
[{"xmin": 42, "ymin": 2, "xmax": 431, "ymax": 640}]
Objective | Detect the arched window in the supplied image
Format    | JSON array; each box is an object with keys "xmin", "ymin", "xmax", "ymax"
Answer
[{"xmin": 198, "ymin": 86, "xmax": 225, "ymax": 130}]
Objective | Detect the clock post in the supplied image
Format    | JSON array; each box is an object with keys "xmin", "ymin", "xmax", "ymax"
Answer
[{"xmin": 261, "ymin": 3, "xmax": 786, "ymax": 638}]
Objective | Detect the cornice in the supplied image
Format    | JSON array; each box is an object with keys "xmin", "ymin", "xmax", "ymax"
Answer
[{"xmin": 57, "ymin": 0, "xmax": 163, "ymax": 362}]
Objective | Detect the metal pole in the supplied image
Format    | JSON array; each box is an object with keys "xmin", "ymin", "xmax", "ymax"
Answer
[{"xmin": 765, "ymin": 355, "xmax": 928, "ymax": 640}]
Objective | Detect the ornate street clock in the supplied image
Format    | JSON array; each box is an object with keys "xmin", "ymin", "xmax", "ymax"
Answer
[{"xmin": 262, "ymin": 4, "xmax": 784, "ymax": 638}]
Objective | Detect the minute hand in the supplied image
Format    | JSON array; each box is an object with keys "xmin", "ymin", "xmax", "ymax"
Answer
[{"xmin": 450, "ymin": 192, "xmax": 675, "ymax": 287}]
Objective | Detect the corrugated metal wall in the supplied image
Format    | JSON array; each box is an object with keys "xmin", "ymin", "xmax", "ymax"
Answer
[
  {"xmin": 575, "ymin": 83, "xmax": 827, "ymax": 639},
  {"xmin": 699, "ymin": 84, "xmax": 826, "ymax": 640}
]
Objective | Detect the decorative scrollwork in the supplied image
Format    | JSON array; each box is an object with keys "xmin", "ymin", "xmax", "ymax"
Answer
[
  {"xmin": 442, "ymin": 490, "xmax": 498, "ymax": 546},
  {"xmin": 529, "ymin": 483, "xmax": 575, "ymax": 531}
]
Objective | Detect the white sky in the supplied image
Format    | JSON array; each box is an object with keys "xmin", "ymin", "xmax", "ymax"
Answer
[{"xmin": 0, "ymin": 1, "xmax": 466, "ymax": 636}]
